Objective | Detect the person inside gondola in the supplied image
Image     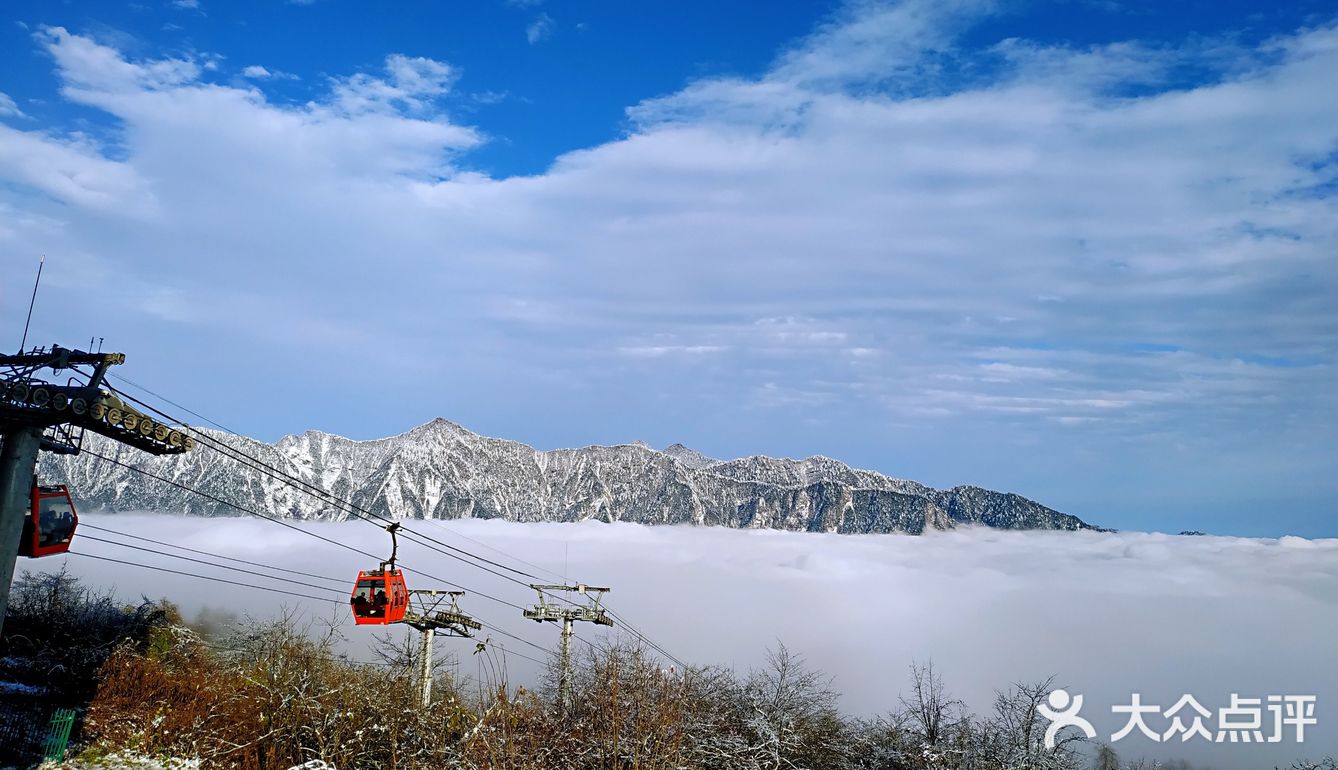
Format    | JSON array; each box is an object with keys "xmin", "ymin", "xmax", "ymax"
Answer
[
  {"xmin": 374, "ymin": 588, "xmax": 388, "ymax": 616},
  {"xmin": 352, "ymin": 580, "xmax": 380, "ymax": 617},
  {"xmin": 38, "ymin": 512, "xmax": 57, "ymax": 547},
  {"xmin": 352, "ymin": 592, "xmax": 371, "ymax": 617}
]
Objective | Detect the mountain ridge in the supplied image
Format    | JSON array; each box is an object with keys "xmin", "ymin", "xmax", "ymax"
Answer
[{"xmin": 39, "ymin": 418, "xmax": 1101, "ymax": 535}]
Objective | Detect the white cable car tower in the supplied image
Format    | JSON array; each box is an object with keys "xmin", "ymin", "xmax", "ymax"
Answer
[{"xmin": 523, "ymin": 583, "xmax": 613, "ymax": 715}]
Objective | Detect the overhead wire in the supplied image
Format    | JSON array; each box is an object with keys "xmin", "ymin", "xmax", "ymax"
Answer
[
  {"xmin": 75, "ymin": 534, "xmax": 347, "ymax": 596},
  {"xmin": 78, "ymin": 448, "xmax": 379, "ymax": 561},
  {"xmin": 68, "ymin": 551, "xmax": 336, "ymax": 603},
  {"xmin": 95, "ymin": 375, "xmax": 685, "ymax": 668},
  {"xmin": 80, "ymin": 522, "xmax": 348, "ymax": 585},
  {"xmin": 77, "ymin": 448, "xmax": 543, "ymax": 621},
  {"xmin": 106, "ymin": 373, "xmax": 244, "ymax": 435},
  {"xmin": 417, "ymin": 517, "xmax": 568, "ymax": 585},
  {"xmin": 67, "ymin": 535, "xmax": 550, "ymax": 665},
  {"xmin": 66, "ymin": 552, "xmax": 545, "ymax": 669}
]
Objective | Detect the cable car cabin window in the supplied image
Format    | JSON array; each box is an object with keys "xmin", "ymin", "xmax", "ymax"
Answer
[
  {"xmin": 20, "ymin": 485, "xmax": 79, "ymax": 558},
  {"xmin": 38, "ymin": 497, "xmax": 75, "ymax": 547}
]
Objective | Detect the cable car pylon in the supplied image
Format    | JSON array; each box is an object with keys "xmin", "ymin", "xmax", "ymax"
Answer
[
  {"xmin": 523, "ymin": 583, "xmax": 614, "ymax": 716},
  {"xmin": 403, "ymin": 590, "xmax": 481, "ymax": 707},
  {"xmin": 1, "ymin": 343, "xmax": 193, "ymax": 637}
]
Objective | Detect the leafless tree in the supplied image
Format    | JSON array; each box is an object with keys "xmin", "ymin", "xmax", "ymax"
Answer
[
  {"xmin": 897, "ymin": 659, "xmax": 965, "ymax": 767},
  {"xmin": 982, "ymin": 676, "xmax": 1085, "ymax": 769}
]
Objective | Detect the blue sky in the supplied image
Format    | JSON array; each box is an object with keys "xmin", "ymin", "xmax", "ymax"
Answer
[{"xmin": 1, "ymin": 0, "xmax": 1335, "ymax": 537}]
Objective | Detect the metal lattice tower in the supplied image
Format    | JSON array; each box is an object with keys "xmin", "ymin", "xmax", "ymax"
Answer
[
  {"xmin": 523, "ymin": 583, "xmax": 613, "ymax": 715},
  {"xmin": 403, "ymin": 590, "xmax": 482, "ymax": 708},
  {"xmin": 0, "ymin": 344, "xmax": 192, "ymax": 636}
]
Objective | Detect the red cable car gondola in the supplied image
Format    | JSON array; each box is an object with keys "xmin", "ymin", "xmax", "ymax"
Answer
[
  {"xmin": 350, "ymin": 523, "xmax": 409, "ymax": 625},
  {"xmin": 19, "ymin": 482, "xmax": 79, "ymax": 558}
]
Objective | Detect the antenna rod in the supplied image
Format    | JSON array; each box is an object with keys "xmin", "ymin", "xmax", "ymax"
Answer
[{"xmin": 19, "ymin": 254, "xmax": 45, "ymax": 354}]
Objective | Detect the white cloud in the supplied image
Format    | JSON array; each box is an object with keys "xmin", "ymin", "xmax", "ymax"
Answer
[
  {"xmin": 36, "ymin": 25, "xmax": 199, "ymax": 94},
  {"xmin": 0, "ymin": 91, "xmax": 24, "ymax": 118},
  {"xmin": 330, "ymin": 53, "xmax": 461, "ymax": 116},
  {"xmin": 32, "ymin": 514, "xmax": 1338, "ymax": 769},
  {"xmin": 526, "ymin": 13, "xmax": 554, "ymax": 45},
  {"xmin": 753, "ymin": 316, "xmax": 849, "ymax": 346},
  {"xmin": 768, "ymin": 0, "xmax": 992, "ymax": 89},
  {"xmin": 978, "ymin": 362, "xmax": 1064, "ymax": 381},
  {"xmin": 0, "ymin": 125, "xmax": 157, "ymax": 215},
  {"xmin": 241, "ymin": 64, "xmax": 297, "ymax": 81},
  {"xmin": 618, "ymin": 344, "xmax": 726, "ymax": 357},
  {"xmin": 470, "ymin": 89, "xmax": 508, "ymax": 105}
]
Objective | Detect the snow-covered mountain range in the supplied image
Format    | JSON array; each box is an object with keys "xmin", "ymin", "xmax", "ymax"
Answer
[{"xmin": 40, "ymin": 418, "xmax": 1098, "ymax": 534}]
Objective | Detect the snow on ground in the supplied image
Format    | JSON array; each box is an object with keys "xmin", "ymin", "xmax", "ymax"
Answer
[
  {"xmin": 27, "ymin": 513, "xmax": 1338, "ymax": 770},
  {"xmin": 0, "ymin": 681, "xmax": 45, "ymax": 696},
  {"xmin": 46, "ymin": 752, "xmax": 200, "ymax": 770}
]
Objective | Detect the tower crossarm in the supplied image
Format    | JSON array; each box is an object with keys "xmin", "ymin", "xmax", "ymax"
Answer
[
  {"xmin": 404, "ymin": 590, "xmax": 483, "ymax": 636},
  {"xmin": 1, "ymin": 348, "xmax": 190, "ymax": 455},
  {"xmin": 524, "ymin": 583, "xmax": 615, "ymax": 625},
  {"xmin": 0, "ymin": 346, "xmax": 125, "ymax": 379}
]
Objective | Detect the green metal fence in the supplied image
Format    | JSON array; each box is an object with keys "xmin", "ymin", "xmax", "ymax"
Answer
[{"xmin": 42, "ymin": 707, "xmax": 77, "ymax": 762}]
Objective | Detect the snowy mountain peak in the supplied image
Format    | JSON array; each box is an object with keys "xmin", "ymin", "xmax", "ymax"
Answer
[
  {"xmin": 407, "ymin": 417, "xmax": 474, "ymax": 438},
  {"xmin": 661, "ymin": 443, "xmax": 720, "ymax": 469}
]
